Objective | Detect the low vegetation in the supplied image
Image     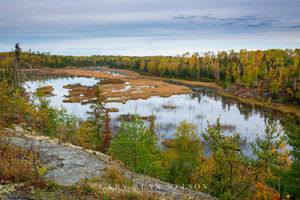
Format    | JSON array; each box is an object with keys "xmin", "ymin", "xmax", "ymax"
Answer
[
  {"xmin": 162, "ymin": 105, "xmax": 177, "ymax": 109},
  {"xmin": 0, "ymin": 138, "xmax": 46, "ymax": 185},
  {"xmin": 35, "ymin": 85, "xmax": 54, "ymax": 96},
  {"xmin": 98, "ymin": 78, "xmax": 125, "ymax": 85},
  {"xmin": 39, "ymin": 68, "xmax": 191, "ymax": 104},
  {"xmin": 106, "ymin": 108, "xmax": 119, "ymax": 112}
]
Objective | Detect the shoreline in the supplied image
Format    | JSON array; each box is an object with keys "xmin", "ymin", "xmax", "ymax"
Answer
[
  {"xmin": 23, "ymin": 66, "xmax": 300, "ymax": 117},
  {"xmin": 99, "ymin": 66, "xmax": 300, "ymax": 117}
]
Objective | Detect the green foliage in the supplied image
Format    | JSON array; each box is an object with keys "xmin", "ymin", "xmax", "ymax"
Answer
[
  {"xmin": 87, "ymin": 89, "xmax": 106, "ymax": 146},
  {"xmin": 201, "ymin": 117, "xmax": 249, "ymax": 199},
  {"xmin": 109, "ymin": 114, "xmax": 161, "ymax": 177},
  {"xmin": 192, "ymin": 116, "xmax": 290, "ymax": 200},
  {"xmin": 249, "ymin": 116, "xmax": 290, "ymax": 200},
  {"xmin": 0, "ymin": 80, "xmax": 36, "ymax": 128},
  {"xmin": 280, "ymin": 117, "xmax": 300, "ymax": 199},
  {"xmin": 0, "ymin": 43, "xmax": 23, "ymax": 93},
  {"xmin": 165, "ymin": 120, "xmax": 202, "ymax": 185},
  {"xmin": 250, "ymin": 117, "xmax": 284, "ymax": 168},
  {"xmin": 35, "ymin": 96, "xmax": 77, "ymax": 140}
]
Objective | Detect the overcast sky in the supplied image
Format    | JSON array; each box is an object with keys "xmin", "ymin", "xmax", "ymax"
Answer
[{"xmin": 0, "ymin": 0, "xmax": 300, "ymax": 56}]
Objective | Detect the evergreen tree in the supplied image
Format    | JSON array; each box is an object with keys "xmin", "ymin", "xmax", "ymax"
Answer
[
  {"xmin": 109, "ymin": 114, "xmax": 161, "ymax": 177},
  {"xmin": 98, "ymin": 110, "xmax": 112, "ymax": 153},
  {"xmin": 171, "ymin": 120, "xmax": 202, "ymax": 185},
  {"xmin": 280, "ymin": 117, "xmax": 300, "ymax": 199},
  {"xmin": 87, "ymin": 88, "xmax": 106, "ymax": 146},
  {"xmin": 250, "ymin": 116, "xmax": 290, "ymax": 200},
  {"xmin": 201, "ymin": 117, "xmax": 249, "ymax": 199}
]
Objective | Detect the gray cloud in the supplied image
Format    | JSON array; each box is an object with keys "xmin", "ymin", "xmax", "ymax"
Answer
[
  {"xmin": 290, "ymin": 25, "xmax": 300, "ymax": 29},
  {"xmin": 0, "ymin": 0, "xmax": 300, "ymax": 55},
  {"xmin": 174, "ymin": 14, "xmax": 277, "ymax": 29},
  {"xmin": 173, "ymin": 15, "xmax": 198, "ymax": 20}
]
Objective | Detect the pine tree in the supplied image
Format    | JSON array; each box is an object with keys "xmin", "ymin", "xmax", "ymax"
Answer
[
  {"xmin": 87, "ymin": 88, "xmax": 106, "ymax": 146},
  {"xmin": 250, "ymin": 116, "xmax": 290, "ymax": 200},
  {"xmin": 280, "ymin": 117, "xmax": 300, "ymax": 199},
  {"xmin": 109, "ymin": 114, "xmax": 161, "ymax": 176},
  {"xmin": 201, "ymin": 117, "xmax": 248, "ymax": 199},
  {"xmin": 99, "ymin": 110, "xmax": 112, "ymax": 153}
]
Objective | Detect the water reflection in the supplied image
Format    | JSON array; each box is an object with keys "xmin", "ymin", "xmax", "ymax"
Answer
[{"xmin": 24, "ymin": 72, "xmax": 284, "ymax": 147}]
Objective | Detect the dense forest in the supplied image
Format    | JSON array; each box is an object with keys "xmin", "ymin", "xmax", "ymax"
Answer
[
  {"xmin": 0, "ymin": 46, "xmax": 300, "ymax": 199},
  {"xmin": 1, "ymin": 48, "xmax": 299, "ymax": 104}
]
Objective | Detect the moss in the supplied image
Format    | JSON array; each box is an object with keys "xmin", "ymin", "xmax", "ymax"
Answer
[{"xmin": 38, "ymin": 166, "xmax": 51, "ymax": 176}]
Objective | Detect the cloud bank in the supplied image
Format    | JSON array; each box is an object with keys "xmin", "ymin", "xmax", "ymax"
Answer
[{"xmin": 0, "ymin": 0, "xmax": 299, "ymax": 56}]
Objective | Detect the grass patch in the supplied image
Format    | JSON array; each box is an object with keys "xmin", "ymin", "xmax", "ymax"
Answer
[
  {"xmin": 39, "ymin": 68, "xmax": 191, "ymax": 104},
  {"xmin": 74, "ymin": 167, "xmax": 163, "ymax": 200},
  {"xmin": 63, "ymin": 83, "xmax": 83, "ymax": 89},
  {"xmin": 36, "ymin": 86, "xmax": 54, "ymax": 96},
  {"xmin": 98, "ymin": 78, "xmax": 125, "ymax": 85},
  {"xmin": 106, "ymin": 108, "xmax": 119, "ymax": 112},
  {"xmin": 118, "ymin": 114, "xmax": 156, "ymax": 122},
  {"xmin": 83, "ymin": 182, "xmax": 162, "ymax": 200},
  {"xmin": 101, "ymin": 166, "xmax": 133, "ymax": 187},
  {"xmin": 162, "ymin": 105, "xmax": 177, "ymax": 109}
]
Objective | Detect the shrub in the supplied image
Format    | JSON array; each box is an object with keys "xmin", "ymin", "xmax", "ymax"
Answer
[{"xmin": 0, "ymin": 138, "xmax": 45, "ymax": 185}]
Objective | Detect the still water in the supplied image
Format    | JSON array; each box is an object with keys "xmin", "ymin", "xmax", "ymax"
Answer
[{"xmin": 24, "ymin": 71, "xmax": 282, "ymax": 145}]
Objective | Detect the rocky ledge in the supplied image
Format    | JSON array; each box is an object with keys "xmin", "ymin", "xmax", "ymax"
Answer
[{"xmin": 2, "ymin": 127, "xmax": 217, "ymax": 200}]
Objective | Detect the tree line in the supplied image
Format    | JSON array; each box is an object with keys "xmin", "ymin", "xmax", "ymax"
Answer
[{"xmin": 1, "ymin": 48, "xmax": 299, "ymax": 103}]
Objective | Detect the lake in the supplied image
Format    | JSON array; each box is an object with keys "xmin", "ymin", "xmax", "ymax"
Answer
[{"xmin": 24, "ymin": 68, "xmax": 283, "ymax": 146}]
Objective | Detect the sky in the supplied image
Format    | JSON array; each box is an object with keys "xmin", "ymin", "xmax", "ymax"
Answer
[{"xmin": 0, "ymin": 0, "xmax": 300, "ymax": 56}]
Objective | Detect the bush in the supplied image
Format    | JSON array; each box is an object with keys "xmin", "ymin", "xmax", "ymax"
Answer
[{"xmin": 0, "ymin": 138, "xmax": 45, "ymax": 185}]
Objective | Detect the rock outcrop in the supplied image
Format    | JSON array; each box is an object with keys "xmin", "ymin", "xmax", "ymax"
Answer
[{"xmin": 3, "ymin": 127, "xmax": 217, "ymax": 200}]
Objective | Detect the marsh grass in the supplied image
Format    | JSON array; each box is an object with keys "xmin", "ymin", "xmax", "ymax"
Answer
[
  {"xmin": 106, "ymin": 108, "xmax": 119, "ymax": 112},
  {"xmin": 98, "ymin": 78, "xmax": 125, "ymax": 85},
  {"xmin": 35, "ymin": 86, "xmax": 54, "ymax": 96},
  {"xmin": 117, "ymin": 114, "xmax": 156, "ymax": 122},
  {"xmin": 63, "ymin": 83, "xmax": 83, "ymax": 89},
  {"xmin": 162, "ymin": 105, "xmax": 177, "ymax": 109},
  {"xmin": 40, "ymin": 68, "xmax": 191, "ymax": 104}
]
